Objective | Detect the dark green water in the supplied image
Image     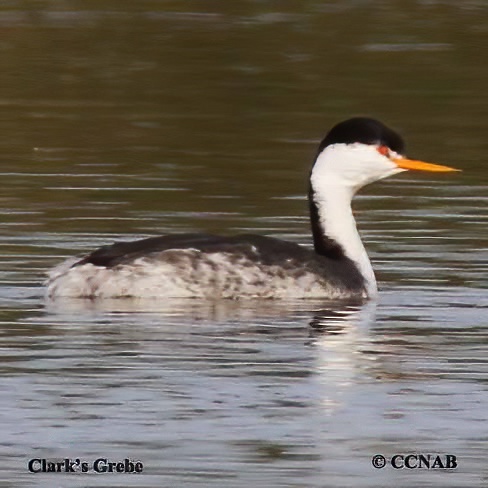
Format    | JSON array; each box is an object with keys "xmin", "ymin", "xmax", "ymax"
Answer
[{"xmin": 0, "ymin": 2, "xmax": 487, "ymax": 487}]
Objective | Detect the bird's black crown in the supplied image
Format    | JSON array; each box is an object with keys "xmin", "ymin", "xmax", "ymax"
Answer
[{"xmin": 317, "ymin": 117, "xmax": 405, "ymax": 156}]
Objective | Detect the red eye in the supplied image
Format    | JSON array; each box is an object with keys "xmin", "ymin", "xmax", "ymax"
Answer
[{"xmin": 377, "ymin": 145, "xmax": 390, "ymax": 157}]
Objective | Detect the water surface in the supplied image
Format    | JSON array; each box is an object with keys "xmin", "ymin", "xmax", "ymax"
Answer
[{"xmin": 0, "ymin": 2, "xmax": 487, "ymax": 487}]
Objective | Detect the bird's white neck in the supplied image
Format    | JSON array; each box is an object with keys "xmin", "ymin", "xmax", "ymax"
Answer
[{"xmin": 309, "ymin": 172, "xmax": 377, "ymax": 298}]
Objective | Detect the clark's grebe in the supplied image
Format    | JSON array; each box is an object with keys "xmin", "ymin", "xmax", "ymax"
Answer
[{"xmin": 46, "ymin": 118, "xmax": 458, "ymax": 300}]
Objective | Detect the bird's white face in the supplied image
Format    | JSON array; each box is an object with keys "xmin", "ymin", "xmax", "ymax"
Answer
[{"xmin": 311, "ymin": 142, "xmax": 458, "ymax": 194}]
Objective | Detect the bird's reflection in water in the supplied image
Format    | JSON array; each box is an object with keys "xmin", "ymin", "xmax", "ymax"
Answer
[
  {"xmin": 44, "ymin": 296, "xmax": 375, "ymax": 329},
  {"xmin": 308, "ymin": 299, "xmax": 374, "ymax": 336},
  {"xmin": 307, "ymin": 301, "xmax": 377, "ymax": 414},
  {"xmin": 44, "ymin": 296, "xmax": 376, "ymax": 332},
  {"xmin": 43, "ymin": 296, "xmax": 378, "ymax": 414}
]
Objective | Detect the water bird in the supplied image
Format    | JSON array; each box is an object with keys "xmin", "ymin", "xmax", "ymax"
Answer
[{"xmin": 46, "ymin": 117, "xmax": 458, "ymax": 300}]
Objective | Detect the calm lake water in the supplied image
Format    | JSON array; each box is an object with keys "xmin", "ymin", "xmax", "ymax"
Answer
[{"xmin": 0, "ymin": 2, "xmax": 487, "ymax": 487}]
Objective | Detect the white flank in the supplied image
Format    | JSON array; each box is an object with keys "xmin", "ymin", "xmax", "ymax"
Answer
[{"xmin": 46, "ymin": 249, "xmax": 358, "ymax": 300}]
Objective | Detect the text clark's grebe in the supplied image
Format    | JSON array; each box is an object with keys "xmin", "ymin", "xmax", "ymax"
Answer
[{"xmin": 46, "ymin": 118, "xmax": 458, "ymax": 300}]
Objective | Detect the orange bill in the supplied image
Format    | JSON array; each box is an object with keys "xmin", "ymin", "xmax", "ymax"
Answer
[{"xmin": 393, "ymin": 157, "xmax": 460, "ymax": 172}]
